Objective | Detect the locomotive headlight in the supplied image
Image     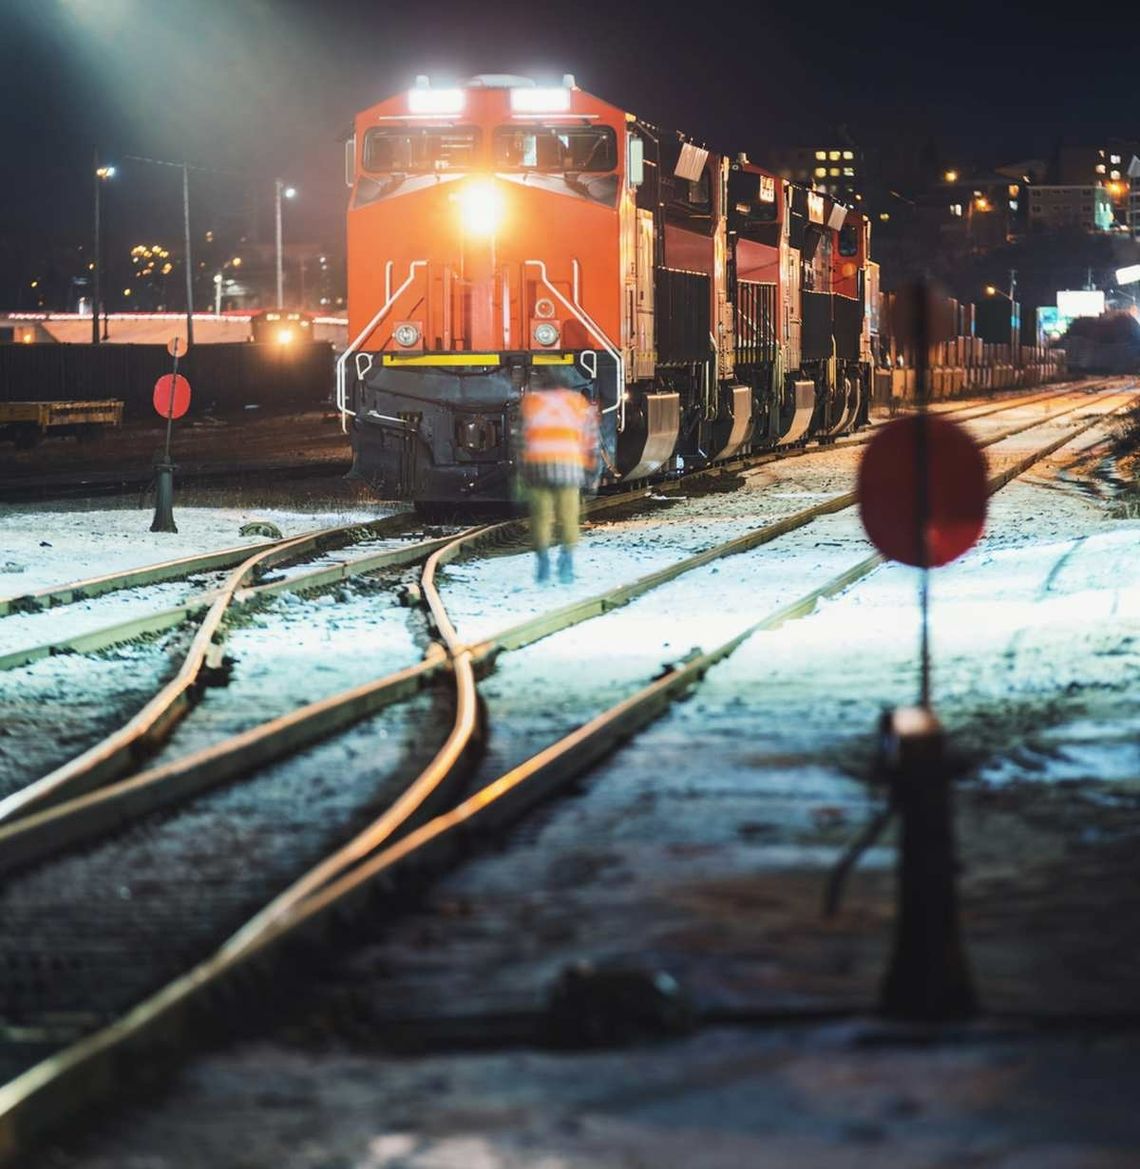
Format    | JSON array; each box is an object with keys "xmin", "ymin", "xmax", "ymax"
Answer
[
  {"xmin": 276, "ymin": 328, "xmax": 295, "ymax": 344},
  {"xmin": 533, "ymin": 322, "xmax": 560, "ymax": 347},
  {"xmin": 457, "ymin": 180, "xmax": 505, "ymax": 237},
  {"xmin": 393, "ymin": 323, "xmax": 421, "ymax": 347}
]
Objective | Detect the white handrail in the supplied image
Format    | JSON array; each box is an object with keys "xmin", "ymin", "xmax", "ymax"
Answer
[
  {"xmin": 524, "ymin": 259, "xmax": 625, "ymax": 432},
  {"xmin": 706, "ymin": 330, "xmax": 719, "ymax": 421},
  {"xmin": 335, "ymin": 261, "xmax": 427, "ymax": 433}
]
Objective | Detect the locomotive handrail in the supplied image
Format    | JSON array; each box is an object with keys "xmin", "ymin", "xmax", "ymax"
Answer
[
  {"xmin": 706, "ymin": 330, "xmax": 719, "ymax": 421},
  {"xmin": 335, "ymin": 259, "xmax": 427, "ymax": 432},
  {"xmin": 524, "ymin": 258, "xmax": 626, "ymax": 432}
]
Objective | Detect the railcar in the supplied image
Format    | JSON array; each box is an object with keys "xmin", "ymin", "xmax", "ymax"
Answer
[{"xmin": 337, "ymin": 74, "xmax": 876, "ymax": 506}]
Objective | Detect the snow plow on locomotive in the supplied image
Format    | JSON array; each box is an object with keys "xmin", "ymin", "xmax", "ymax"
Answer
[{"xmin": 337, "ymin": 74, "xmax": 875, "ymax": 506}]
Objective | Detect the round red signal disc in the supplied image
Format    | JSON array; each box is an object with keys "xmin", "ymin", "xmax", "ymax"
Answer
[
  {"xmin": 152, "ymin": 374, "xmax": 191, "ymax": 420},
  {"xmin": 858, "ymin": 414, "xmax": 987, "ymax": 568}
]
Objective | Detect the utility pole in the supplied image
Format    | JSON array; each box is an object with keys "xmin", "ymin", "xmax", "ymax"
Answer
[
  {"xmin": 274, "ymin": 179, "xmax": 296, "ymax": 309},
  {"xmin": 182, "ymin": 163, "xmax": 195, "ymax": 348},
  {"xmin": 91, "ymin": 153, "xmax": 115, "ymax": 342},
  {"xmin": 92, "ymin": 150, "xmax": 101, "ymax": 344}
]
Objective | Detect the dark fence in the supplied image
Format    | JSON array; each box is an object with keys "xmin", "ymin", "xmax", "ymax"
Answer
[
  {"xmin": 0, "ymin": 342, "xmax": 335, "ymax": 420},
  {"xmin": 655, "ymin": 268, "xmax": 711, "ymax": 365}
]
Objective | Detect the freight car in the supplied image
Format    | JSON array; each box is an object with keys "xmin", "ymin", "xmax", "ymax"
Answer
[{"xmin": 336, "ymin": 74, "xmax": 877, "ymax": 506}]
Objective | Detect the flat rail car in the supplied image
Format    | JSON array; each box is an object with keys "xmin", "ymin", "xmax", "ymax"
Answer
[
  {"xmin": 337, "ymin": 74, "xmax": 877, "ymax": 506},
  {"xmin": 0, "ymin": 400, "xmax": 124, "ymax": 448}
]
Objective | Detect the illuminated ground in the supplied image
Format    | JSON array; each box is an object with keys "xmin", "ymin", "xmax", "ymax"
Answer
[{"xmin": 6, "ymin": 394, "xmax": 1140, "ymax": 1168}]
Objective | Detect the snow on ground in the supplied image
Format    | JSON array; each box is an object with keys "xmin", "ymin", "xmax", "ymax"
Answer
[
  {"xmin": 147, "ymin": 584, "xmax": 426, "ymax": 766},
  {"xmin": 327, "ymin": 398, "xmax": 1139, "ymax": 1028},
  {"xmin": 29, "ymin": 390, "xmax": 1140, "ymax": 1169},
  {"xmin": 0, "ymin": 502, "xmax": 391, "ymax": 597}
]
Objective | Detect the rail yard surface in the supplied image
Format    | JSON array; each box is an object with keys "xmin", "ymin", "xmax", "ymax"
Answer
[{"xmin": 0, "ymin": 386, "xmax": 1138, "ymax": 1167}]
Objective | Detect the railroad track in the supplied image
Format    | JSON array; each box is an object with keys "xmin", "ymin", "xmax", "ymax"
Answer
[
  {"xmin": 0, "ymin": 379, "xmax": 1124, "ymax": 843},
  {"xmin": 0, "ymin": 382, "xmax": 1134, "ymax": 1162},
  {"xmin": 0, "ymin": 515, "xmax": 472, "ymax": 821},
  {"xmin": 0, "ymin": 380, "xmax": 1127, "ymax": 860}
]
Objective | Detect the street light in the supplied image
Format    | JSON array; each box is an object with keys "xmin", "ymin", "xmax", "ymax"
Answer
[
  {"xmin": 121, "ymin": 155, "xmax": 198, "ymax": 346},
  {"xmin": 985, "ymin": 270, "xmax": 1019, "ymax": 355},
  {"xmin": 984, "ymin": 269, "xmax": 1017, "ymax": 301},
  {"xmin": 92, "ymin": 155, "xmax": 116, "ymax": 343},
  {"xmin": 275, "ymin": 179, "xmax": 296, "ymax": 309}
]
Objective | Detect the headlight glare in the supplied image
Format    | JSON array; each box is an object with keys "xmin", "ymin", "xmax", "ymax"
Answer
[{"xmin": 458, "ymin": 181, "xmax": 505, "ymax": 236}]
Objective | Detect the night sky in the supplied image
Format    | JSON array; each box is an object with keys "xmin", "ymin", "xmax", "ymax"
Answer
[{"xmin": 1, "ymin": 0, "xmax": 1135, "ymax": 304}]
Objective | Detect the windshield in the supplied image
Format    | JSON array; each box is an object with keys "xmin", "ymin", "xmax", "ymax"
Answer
[
  {"xmin": 492, "ymin": 126, "xmax": 616, "ymax": 173},
  {"xmin": 363, "ymin": 126, "xmax": 480, "ymax": 173}
]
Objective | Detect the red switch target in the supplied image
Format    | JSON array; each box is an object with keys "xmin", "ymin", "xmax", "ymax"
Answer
[
  {"xmin": 858, "ymin": 414, "xmax": 987, "ymax": 568},
  {"xmin": 152, "ymin": 374, "xmax": 192, "ymax": 420}
]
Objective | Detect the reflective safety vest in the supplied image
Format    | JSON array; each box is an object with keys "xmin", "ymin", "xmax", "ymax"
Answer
[{"xmin": 520, "ymin": 389, "xmax": 596, "ymax": 470}]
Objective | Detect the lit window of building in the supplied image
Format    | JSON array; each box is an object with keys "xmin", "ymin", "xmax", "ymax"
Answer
[
  {"xmin": 842, "ymin": 167, "xmax": 854, "ymax": 176},
  {"xmin": 815, "ymin": 150, "xmax": 827, "ymax": 160},
  {"xmin": 815, "ymin": 166, "xmax": 827, "ymax": 177},
  {"xmin": 828, "ymin": 150, "xmax": 840, "ymax": 161},
  {"xmin": 950, "ymin": 203, "xmax": 962, "ymax": 216},
  {"xmin": 842, "ymin": 150, "xmax": 854, "ymax": 160},
  {"xmin": 1096, "ymin": 164, "xmax": 1107, "ymax": 174}
]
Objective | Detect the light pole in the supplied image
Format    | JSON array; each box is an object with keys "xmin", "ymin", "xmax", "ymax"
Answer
[
  {"xmin": 275, "ymin": 179, "xmax": 296, "ymax": 308},
  {"xmin": 122, "ymin": 154, "xmax": 198, "ymax": 346},
  {"xmin": 92, "ymin": 155, "xmax": 116, "ymax": 344},
  {"xmin": 181, "ymin": 162, "xmax": 194, "ymax": 347},
  {"xmin": 985, "ymin": 274, "xmax": 1018, "ymax": 356}
]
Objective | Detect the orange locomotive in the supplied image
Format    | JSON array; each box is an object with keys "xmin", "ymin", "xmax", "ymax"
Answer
[{"xmin": 338, "ymin": 74, "xmax": 875, "ymax": 507}]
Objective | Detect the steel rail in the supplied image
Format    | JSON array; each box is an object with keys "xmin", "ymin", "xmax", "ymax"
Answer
[
  {"xmin": 0, "ymin": 388, "xmax": 1133, "ymax": 872},
  {"xmin": 0, "ymin": 537, "xmax": 282, "ymax": 619},
  {"xmin": 737, "ymin": 377, "xmax": 1118, "ymax": 479},
  {"xmin": 0, "ymin": 526, "xmax": 460, "ymax": 674},
  {"xmin": 0, "ymin": 480, "xmax": 743, "ymax": 868},
  {"xmin": 0, "ymin": 490, "xmax": 859, "ymax": 878},
  {"xmin": 2, "ymin": 379, "xmax": 1104, "ymax": 674},
  {"xmin": 0, "ymin": 515, "xmax": 425, "ymax": 825},
  {"xmin": 0, "ymin": 389, "xmax": 1134, "ymax": 1165}
]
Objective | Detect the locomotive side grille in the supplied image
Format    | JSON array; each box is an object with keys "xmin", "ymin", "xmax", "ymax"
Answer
[
  {"xmin": 655, "ymin": 268, "xmax": 711, "ymax": 366},
  {"xmin": 832, "ymin": 293, "xmax": 863, "ymax": 362},
  {"xmin": 734, "ymin": 281, "xmax": 777, "ymax": 367}
]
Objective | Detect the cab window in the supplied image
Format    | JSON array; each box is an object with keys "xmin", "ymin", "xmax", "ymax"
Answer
[
  {"xmin": 838, "ymin": 224, "xmax": 859, "ymax": 257},
  {"xmin": 493, "ymin": 126, "xmax": 616, "ymax": 172},
  {"xmin": 363, "ymin": 126, "xmax": 480, "ymax": 172}
]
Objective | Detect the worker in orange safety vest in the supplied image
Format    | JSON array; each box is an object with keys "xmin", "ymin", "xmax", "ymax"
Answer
[{"xmin": 518, "ymin": 374, "xmax": 599, "ymax": 584}]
